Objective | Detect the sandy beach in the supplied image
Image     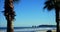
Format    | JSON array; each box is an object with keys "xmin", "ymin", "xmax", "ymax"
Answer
[{"xmin": 0, "ymin": 29, "xmax": 56, "ymax": 32}]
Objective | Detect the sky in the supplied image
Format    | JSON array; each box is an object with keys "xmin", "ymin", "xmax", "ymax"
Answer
[{"xmin": 0, "ymin": 0, "xmax": 56, "ymax": 27}]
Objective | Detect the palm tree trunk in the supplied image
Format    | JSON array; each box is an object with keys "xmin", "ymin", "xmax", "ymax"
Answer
[
  {"xmin": 4, "ymin": 0, "xmax": 14, "ymax": 32},
  {"xmin": 7, "ymin": 20, "xmax": 14, "ymax": 32},
  {"xmin": 59, "ymin": 14, "xmax": 60, "ymax": 32},
  {"xmin": 55, "ymin": 7, "xmax": 59, "ymax": 32}
]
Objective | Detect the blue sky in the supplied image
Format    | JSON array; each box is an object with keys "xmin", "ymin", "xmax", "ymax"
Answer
[{"xmin": 0, "ymin": 0, "xmax": 56, "ymax": 27}]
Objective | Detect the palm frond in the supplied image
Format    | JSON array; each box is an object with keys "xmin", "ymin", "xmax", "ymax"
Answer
[
  {"xmin": 44, "ymin": 0, "xmax": 55, "ymax": 11},
  {"xmin": 13, "ymin": 0, "xmax": 20, "ymax": 3}
]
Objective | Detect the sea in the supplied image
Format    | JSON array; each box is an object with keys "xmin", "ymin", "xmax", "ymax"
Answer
[{"xmin": 0, "ymin": 27, "xmax": 56, "ymax": 32}]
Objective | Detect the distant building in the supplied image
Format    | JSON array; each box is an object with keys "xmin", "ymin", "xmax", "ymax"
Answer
[{"xmin": 32, "ymin": 26, "xmax": 37, "ymax": 28}]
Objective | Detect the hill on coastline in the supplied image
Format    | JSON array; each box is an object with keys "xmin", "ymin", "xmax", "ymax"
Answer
[{"xmin": 37, "ymin": 25, "xmax": 56, "ymax": 28}]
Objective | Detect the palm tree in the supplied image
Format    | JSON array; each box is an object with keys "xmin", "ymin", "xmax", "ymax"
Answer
[
  {"xmin": 44, "ymin": 0, "xmax": 60, "ymax": 32},
  {"xmin": 3, "ymin": 0, "xmax": 19, "ymax": 32}
]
